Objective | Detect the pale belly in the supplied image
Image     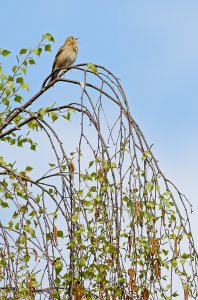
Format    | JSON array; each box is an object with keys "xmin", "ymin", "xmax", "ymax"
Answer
[{"xmin": 57, "ymin": 49, "xmax": 77, "ymax": 68}]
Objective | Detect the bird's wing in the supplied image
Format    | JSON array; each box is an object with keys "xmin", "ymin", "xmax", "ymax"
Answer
[{"xmin": 52, "ymin": 45, "xmax": 65, "ymax": 71}]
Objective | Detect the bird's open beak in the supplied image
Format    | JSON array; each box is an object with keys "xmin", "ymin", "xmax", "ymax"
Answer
[{"xmin": 75, "ymin": 38, "xmax": 79, "ymax": 40}]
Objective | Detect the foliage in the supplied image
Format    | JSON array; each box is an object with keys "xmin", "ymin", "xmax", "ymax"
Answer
[{"xmin": 0, "ymin": 34, "xmax": 197, "ymax": 300}]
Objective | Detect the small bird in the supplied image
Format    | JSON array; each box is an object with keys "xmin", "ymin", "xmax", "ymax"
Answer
[{"xmin": 50, "ymin": 36, "xmax": 78, "ymax": 82}]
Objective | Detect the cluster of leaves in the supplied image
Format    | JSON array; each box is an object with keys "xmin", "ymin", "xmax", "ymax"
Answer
[
  {"xmin": 0, "ymin": 33, "xmax": 54, "ymax": 148},
  {"xmin": 61, "ymin": 156, "xmax": 195, "ymax": 300}
]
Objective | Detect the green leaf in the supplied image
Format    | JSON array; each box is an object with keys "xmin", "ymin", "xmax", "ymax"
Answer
[
  {"xmin": 79, "ymin": 258, "xmax": 86, "ymax": 267},
  {"xmin": 90, "ymin": 186, "xmax": 96, "ymax": 192},
  {"xmin": 96, "ymin": 156, "xmax": 102, "ymax": 162},
  {"xmin": 49, "ymin": 163, "xmax": 56, "ymax": 167},
  {"xmin": 164, "ymin": 191, "xmax": 171, "ymax": 196},
  {"xmin": 49, "ymin": 188, "xmax": 54, "ymax": 194},
  {"xmin": 172, "ymin": 291, "xmax": 179, "ymax": 297},
  {"xmin": 29, "ymin": 228, "xmax": 35, "ymax": 237},
  {"xmin": 2, "ymin": 98, "xmax": 9, "ymax": 106},
  {"xmin": 110, "ymin": 162, "xmax": 116, "ymax": 168},
  {"xmin": 12, "ymin": 65, "xmax": 17, "ymax": 73},
  {"xmin": 24, "ymin": 224, "xmax": 30, "ymax": 232},
  {"xmin": 17, "ymin": 140, "xmax": 23, "ymax": 147},
  {"xmin": 77, "ymin": 190, "xmax": 83, "ymax": 197},
  {"xmin": 15, "ymin": 223, "xmax": 20, "ymax": 230},
  {"xmin": 45, "ymin": 44, "xmax": 51, "ymax": 52},
  {"xmin": 30, "ymin": 144, "xmax": 36, "ymax": 151},
  {"xmin": 146, "ymin": 201, "xmax": 155, "ymax": 208},
  {"xmin": 88, "ymin": 161, "xmax": 94, "ymax": 168},
  {"xmin": 62, "ymin": 111, "xmax": 71, "ymax": 121},
  {"xmin": 61, "ymin": 164, "xmax": 66, "ymax": 171},
  {"xmin": 92, "ymin": 65, "xmax": 97, "ymax": 73},
  {"xmin": 5, "ymin": 89, "xmax": 11, "ymax": 96},
  {"xmin": 33, "ymin": 47, "xmax": 42, "ymax": 56},
  {"xmin": 21, "ymin": 82, "xmax": 29, "ymax": 91},
  {"xmin": 71, "ymin": 215, "xmax": 78, "ymax": 223},
  {"xmin": 10, "ymin": 139, "xmax": 15, "ymax": 145},
  {"xmin": 86, "ymin": 64, "xmax": 97, "ymax": 73},
  {"xmin": 27, "ymin": 120, "xmax": 39, "ymax": 129},
  {"xmin": 46, "ymin": 232, "xmax": 52, "ymax": 241},
  {"xmin": 39, "ymin": 108, "xmax": 47, "ymax": 118},
  {"xmin": 162, "ymin": 249, "xmax": 169, "ymax": 256},
  {"xmin": 171, "ymin": 258, "xmax": 178, "ymax": 268},
  {"xmin": 23, "ymin": 60, "xmax": 28, "ymax": 66},
  {"xmin": 29, "ymin": 58, "xmax": 36, "ymax": 65},
  {"xmin": 29, "ymin": 211, "xmax": 36, "ymax": 217},
  {"xmin": 35, "ymin": 195, "xmax": 40, "ymax": 203},
  {"xmin": 55, "ymin": 260, "xmax": 63, "ymax": 274},
  {"xmin": 8, "ymin": 220, "xmax": 13, "ymax": 230},
  {"xmin": 69, "ymin": 240, "xmax": 76, "ymax": 248},
  {"xmin": 19, "ymin": 48, "xmax": 27, "ymax": 55},
  {"xmin": 2, "ymin": 49, "xmax": 11, "ymax": 56},
  {"xmin": 0, "ymin": 73, "xmax": 7, "ymax": 80},
  {"xmin": 25, "ymin": 166, "xmax": 33, "ymax": 172},
  {"xmin": 7, "ymin": 81, "xmax": 14, "ymax": 89},
  {"xmin": 13, "ymin": 211, "xmax": 19, "ymax": 218},
  {"xmin": 181, "ymin": 253, "xmax": 190, "ymax": 259},
  {"xmin": 20, "ymin": 67, "xmax": 26, "ymax": 75},
  {"xmin": 54, "ymin": 278, "xmax": 61, "ymax": 285},
  {"xmin": 16, "ymin": 77, "xmax": 24, "ymax": 84},
  {"xmin": 42, "ymin": 33, "xmax": 55, "ymax": 42},
  {"xmin": 57, "ymin": 230, "xmax": 64, "ymax": 238},
  {"xmin": 50, "ymin": 112, "xmax": 58, "ymax": 122},
  {"xmin": 1, "ymin": 201, "xmax": 9, "ymax": 208},
  {"xmin": 14, "ymin": 95, "xmax": 23, "ymax": 103}
]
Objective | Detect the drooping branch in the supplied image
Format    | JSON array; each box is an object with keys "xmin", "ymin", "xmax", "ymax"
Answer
[{"xmin": 0, "ymin": 64, "xmax": 197, "ymax": 300}]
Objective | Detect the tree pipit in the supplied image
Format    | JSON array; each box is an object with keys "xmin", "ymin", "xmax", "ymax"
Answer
[{"xmin": 50, "ymin": 36, "xmax": 78, "ymax": 82}]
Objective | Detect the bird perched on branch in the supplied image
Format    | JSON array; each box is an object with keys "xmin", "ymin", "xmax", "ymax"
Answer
[{"xmin": 50, "ymin": 36, "xmax": 78, "ymax": 82}]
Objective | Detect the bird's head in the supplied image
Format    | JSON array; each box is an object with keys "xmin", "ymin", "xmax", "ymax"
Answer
[{"xmin": 65, "ymin": 36, "xmax": 79, "ymax": 45}]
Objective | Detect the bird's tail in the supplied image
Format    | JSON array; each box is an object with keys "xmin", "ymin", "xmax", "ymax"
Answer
[{"xmin": 49, "ymin": 70, "xmax": 59, "ymax": 83}]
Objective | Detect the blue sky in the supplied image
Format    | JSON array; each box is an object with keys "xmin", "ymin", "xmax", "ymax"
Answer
[{"xmin": 1, "ymin": 0, "xmax": 198, "ymax": 241}]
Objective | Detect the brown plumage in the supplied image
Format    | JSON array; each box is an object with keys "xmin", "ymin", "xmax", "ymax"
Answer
[{"xmin": 50, "ymin": 36, "xmax": 78, "ymax": 82}]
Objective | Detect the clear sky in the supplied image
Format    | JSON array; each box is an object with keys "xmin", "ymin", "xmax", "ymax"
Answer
[{"xmin": 1, "ymin": 0, "xmax": 198, "ymax": 243}]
